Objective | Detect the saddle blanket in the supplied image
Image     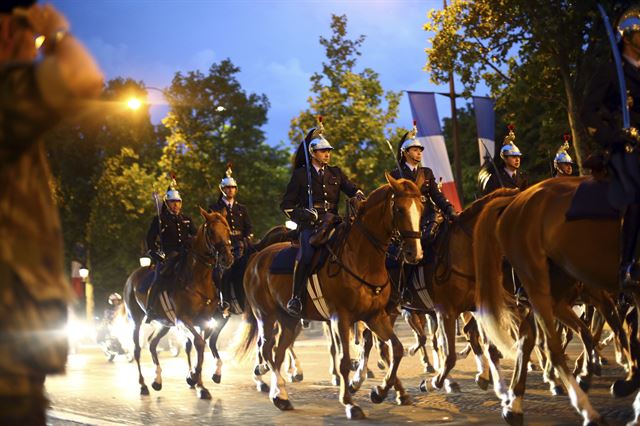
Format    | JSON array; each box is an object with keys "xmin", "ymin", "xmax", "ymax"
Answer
[
  {"xmin": 269, "ymin": 245, "xmax": 329, "ymax": 275},
  {"xmin": 566, "ymin": 178, "xmax": 619, "ymax": 221},
  {"xmin": 156, "ymin": 291, "xmax": 176, "ymax": 325},
  {"xmin": 138, "ymin": 268, "xmax": 156, "ymax": 293}
]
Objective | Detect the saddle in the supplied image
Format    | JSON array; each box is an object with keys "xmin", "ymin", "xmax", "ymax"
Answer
[{"xmin": 565, "ymin": 177, "xmax": 620, "ymax": 221}]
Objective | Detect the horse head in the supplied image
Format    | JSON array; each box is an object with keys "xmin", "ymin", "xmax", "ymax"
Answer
[
  {"xmin": 197, "ymin": 207, "xmax": 234, "ymax": 269},
  {"xmin": 386, "ymin": 172, "xmax": 424, "ymax": 264}
]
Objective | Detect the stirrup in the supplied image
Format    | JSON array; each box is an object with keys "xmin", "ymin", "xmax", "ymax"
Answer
[
  {"xmin": 286, "ymin": 297, "xmax": 303, "ymax": 317},
  {"xmin": 621, "ymin": 263, "xmax": 640, "ymax": 291}
]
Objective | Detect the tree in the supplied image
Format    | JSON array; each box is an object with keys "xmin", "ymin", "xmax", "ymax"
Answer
[
  {"xmin": 289, "ymin": 14, "xmax": 402, "ymax": 191},
  {"xmin": 160, "ymin": 59, "xmax": 290, "ymax": 235},
  {"xmin": 86, "ymin": 148, "xmax": 159, "ymax": 301},
  {"xmin": 424, "ymin": 1, "xmax": 633, "ymax": 175}
]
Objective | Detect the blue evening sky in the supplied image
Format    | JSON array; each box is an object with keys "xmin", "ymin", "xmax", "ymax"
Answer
[{"xmin": 52, "ymin": 0, "xmax": 489, "ymax": 148}]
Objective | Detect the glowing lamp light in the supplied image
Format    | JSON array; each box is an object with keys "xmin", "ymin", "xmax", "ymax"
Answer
[
  {"xmin": 127, "ymin": 97, "xmax": 142, "ymax": 110},
  {"xmin": 285, "ymin": 220, "xmax": 297, "ymax": 230},
  {"xmin": 35, "ymin": 35, "xmax": 46, "ymax": 49},
  {"xmin": 215, "ymin": 106, "xmax": 226, "ymax": 112},
  {"xmin": 78, "ymin": 267, "xmax": 89, "ymax": 279},
  {"xmin": 139, "ymin": 256, "xmax": 151, "ymax": 267}
]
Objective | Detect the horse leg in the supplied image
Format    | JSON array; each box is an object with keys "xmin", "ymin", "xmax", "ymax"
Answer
[
  {"xmin": 324, "ymin": 322, "xmax": 341, "ymax": 386},
  {"xmin": 209, "ymin": 314, "xmax": 229, "ymax": 384},
  {"xmin": 182, "ymin": 321, "xmax": 211, "ymax": 400},
  {"xmin": 427, "ymin": 312, "xmax": 440, "ymax": 371},
  {"xmin": 330, "ymin": 317, "xmax": 365, "ymax": 419},
  {"xmin": 554, "ymin": 302, "xmax": 596, "ymax": 392},
  {"xmin": 486, "ymin": 342, "xmax": 510, "ymax": 405},
  {"xmin": 467, "ymin": 316, "xmax": 492, "ymax": 391},
  {"xmin": 349, "ymin": 326, "xmax": 373, "ymax": 394},
  {"xmin": 269, "ymin": 317, "xmax": 297, "ymax": 411},
  {"xmin": 502, "ymin": 308, "xmax": 536, "ymax": 426},
  {"xmin": 403, "ymin": 310, "xmax": 434, "ymax": 373},
  {"xmin": 367, "ymin": 313, "xmax": 410, "ymax": 406},
  {"xmin": 286, "ymin": 323, "xmax": 304, "ymax": 383},
  {"xmin": 132, "ymin": 320, "xmax": 149, "ymax": 396},
  {"xmin": 430, "ymin": 311, "xmax": 459, "ymax": 393},
  {"xmin": 148, "ymin": 325, "xmax": 171, "ymax": 391},
  {"xmin": 252, "ymin": 341, "xmax": 269, "ymax": 393}
]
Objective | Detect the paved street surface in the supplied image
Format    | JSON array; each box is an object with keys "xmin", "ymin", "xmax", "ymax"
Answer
[{"xmin": 47, "ymin": 318, "xmax": 635, "ymax": 425}]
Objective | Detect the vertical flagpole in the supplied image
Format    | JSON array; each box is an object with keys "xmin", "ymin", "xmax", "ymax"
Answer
[{"xmin": 444, "ymin": 0, "xmax": 464, "ymax": 203}]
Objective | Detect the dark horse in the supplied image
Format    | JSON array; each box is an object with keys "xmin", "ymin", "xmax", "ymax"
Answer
[
  {"xmin": 183, "ymin": 225, "xmax": 299, "ymax": 388},
  {"xmin": 123, "ymin": 208, "xmax": 233, "ymax": 399},
  {"xmin": 474, "ymin": 176, "xmax": 639, "ymax": 425},
  {"xmin": 235, "ymin": 174, "xmax": 424, "ymax": 419}
]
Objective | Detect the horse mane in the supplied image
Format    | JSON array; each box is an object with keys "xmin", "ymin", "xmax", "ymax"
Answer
[
  {"xmin": 356, "ymin": 179, "xmax": 421, "ymax": 217},
  {"xmin": 457, "ymin": 188, "xmax": 519, "ymax": 224},
  {"xmin": 252, "ymin": 225, "xmax": 292, "ymax": 251}
]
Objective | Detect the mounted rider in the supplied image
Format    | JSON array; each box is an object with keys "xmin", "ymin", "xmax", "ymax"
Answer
[
  {"xmin": 581, "ymin": 5, "xmax": 640, "ymax": 291},
  {"xmin": 553, "ymin": 134, "xmax": 575, "ymax": 177},
  {"xmin": 145, "ymin": 177, "xmax": 197, "ymax": 320},
  {"xmin": 478, "ymin": 125, "xmax": 529, "ymax": 196},
  {"xmin": 209, "ymin": 163, "xmax": 253, "ymax": 310},
  {"xmin": 390, "ymin": 122, "xmax": 457, "ymax": 245},
  {"xmin": 281, "ymin": 117, "xmax": 365, "ymax": 317}
]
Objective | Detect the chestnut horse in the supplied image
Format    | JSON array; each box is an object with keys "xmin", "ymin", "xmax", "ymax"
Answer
[
  {"xmin": 474, "ymin": 176, "xmax": 639, "ymax": 425},
  {"xmin": 123, "ymin": 208, "xmax": 233, "ymax": 399},
  {"xmin": 235, "ymin": 174, "xmax": 423, "ymax": 419}
]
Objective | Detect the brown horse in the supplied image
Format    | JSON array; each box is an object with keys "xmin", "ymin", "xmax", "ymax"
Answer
[
  {"xmin": 235, "ymin": 174, "xmax": 423, "ymax": 419},
  {"xmin": 123, "ymin": 208, "xmax": 233, "ymax": 399},
  {"xmin": 474, "ymin": 176, "xmax": 639, "ymax": 425}
]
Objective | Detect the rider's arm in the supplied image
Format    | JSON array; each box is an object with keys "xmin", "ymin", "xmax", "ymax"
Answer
[
  {"xmin": 145, "ymin": 216, "xmax": 160, "ymax": 252},
  {"xmin": 337, "ymin": 168, "xmax": 361, "ymax": 198},
  {"xmin": 280, "ymin": 168, "xmax": 303, "ymax": 218},
  {"xmin": 242, "ymin": 205, "xmax": 253, "ymax": 239},
  {"xmin": 581, "ymin": 60, "xmax": 623, "ymax": 148}
]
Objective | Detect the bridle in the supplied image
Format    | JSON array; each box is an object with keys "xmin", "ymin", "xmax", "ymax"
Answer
[{"xmin": 192, "ymin": 222, "xmax": 233, "ymax": 270}]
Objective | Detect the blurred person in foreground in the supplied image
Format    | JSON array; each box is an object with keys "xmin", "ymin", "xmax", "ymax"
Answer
[{"xmin": 0, "ymin": 1, "xmax": 103, "ymax": 424}]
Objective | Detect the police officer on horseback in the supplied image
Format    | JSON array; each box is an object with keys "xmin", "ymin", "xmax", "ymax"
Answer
[
  {"xmin": 209, "ymin": 163, "xmax": 253, "ymax": 310},
  {"xmin": 391, "ymin": 122, "xmax": 457, "ymax": 242},
  {"xmin": 281, "ymin": 117, "xmax": 365, "ymax": 317},
  {"xmin": 478, "ymin": 125, "xmax": 529, "ymax": 196},
  {"xmin": 553, "ymin": 135, "xmax": 575, "ymax": 177},
  {"xmin": 209, "ymin": 163, "xmax": 253, "ymax": 259},
  {"xmin": 582, "ymin": 6, "xmax": 640, "ymax": 291},
  {"xmin": 145, "ymin": 178, "xmax": 197, "ymax": 319}
]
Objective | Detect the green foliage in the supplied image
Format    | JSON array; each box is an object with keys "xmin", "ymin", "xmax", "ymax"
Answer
[
  {"xmin": 289, "ymin": 14, "xmax": 402, "ymax": 191},
  {"xmin": 159, "ymin": 59, "xmax": 290, "ymax": 234},
  {"xmin": 424, "ymin": 0, "xmax": 632, "ymax": 177},
  {"xmin": 87, "ymin": 148, "xmax": 159, "ymax": 300}
]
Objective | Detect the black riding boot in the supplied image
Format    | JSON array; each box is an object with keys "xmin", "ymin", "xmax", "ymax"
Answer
[
  {"xmin": 145, "ymin": 280, "xmax": 162, "ymax": 323},
  {"xmin": 287, "ymin": 260, "xmax": 311, "ymax": 317},
  {"xmin": 620, "ymin": 203, "xmax": 640, "ymax": 291}
]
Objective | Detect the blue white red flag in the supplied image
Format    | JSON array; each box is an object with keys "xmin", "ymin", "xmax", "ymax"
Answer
[
  {"xmin": 473, "ymin": 96, "xmax": 496, "ymax": 166},
  {"xmin": 407, "ymin": 91, "xmax": 462, "ymax": 211}
]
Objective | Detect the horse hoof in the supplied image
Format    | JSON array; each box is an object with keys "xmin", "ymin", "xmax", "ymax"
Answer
[
  {"xmin": 376, "ymin": 360, "xmax": 386, "ymax": 370},
  {"xmin": 528, "ymin": 362, "xmax": 537, "ymax": 372},
  {"xmin": 593, "ymin": 364, "xmax": 602, "ymax": 376},
  {"xmin": 199, "ymin": 388, "xmax": 212, "ymax": 400},
  {"xmin": 346, "ymin": 404, "xmax": 365, "ymax": 420},
  {"xmin": 476, "ymin": 377, "xmax": 490, "ymax": 391},
  {"xmin": 419, "ymin": 379, "xmax": 428, "ymax": 393},
  {"xmin": 370, "ymin": 386, "xmax": 386, "ymax": 404},
  {"xmin": 350, "ymin": 359, "xmax": 359, "ymax": 372},
  {"xmin": 348, "ymin": 382, "xmax": 360, "ymax": 395},
  {"xmin": 611, "ymin": 379, "xmax": 640, "ymax": 398},
  {"xmin": 331, "ymin": 376, "xmax": 340, "ymax": 387},
  {"xmin": 585, "ymin": 417, "xmax": 608, "ymax": 426},
  {"xmin": 273, "ymin": 396, "xmax": 293, "ymax": 411},
  {"xmin": 258, "ymin": 383, "xmax": 269, "ymax": 393},
  {"xmin": 366, "ymin": 369, "xmax": 375, "ymax": 379},
  {"xmin": 600, "ymin": 357, "xmax": 609, "ymax": 365},
  {"xmin": 140, "ymin": 385, "xmax": 150, "ymax": 396},
  {"xmin": 578, "ymin": 377, "xmax": 591, "ymax": 393},
  {"xmin": 446, "ymin": 382, "xmax": 461, "ymax": 393},
  {"xmin": 254, "ymin": 364, "xmax": 269, "ymax": 376},
  {"xmin": 151, "ymin": 381, "xmax": 162, "ymax": 391},
  {"xmin": 291, "ymin": 373, "xmax": 303, "ymax": 383},
  {"xmin": 425, "ymin": 365, "xmax": 435, "ymax": 374},
  {"xmin": 186, "ymin": 376, "xmax": 196, "ymax": 387},
  {"xmin": 212, "ymin": 374, "xmax": 221, "ymax": 384},
  {"xmin": 397, "ymin": 393, "xmax": 412, "ymax": 406},
  {"xmin": 551, "ymin": 385, "xmax": 564, "ymax": 396},
  {"xmin": 502, "ymin": 409, "xmax": 524, "ymax": 426}
]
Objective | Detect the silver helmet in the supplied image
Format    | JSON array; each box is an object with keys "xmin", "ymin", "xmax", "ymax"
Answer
[
  {"xmin": 164, "ymin": 175, "xmax": 182, "ymax": 202},
  {"xmin": 219, "ymin": 162, "xmax": 238, "ymax": 193},
  {"xmin": 618, "ymin": 7, "xmax": 640, "ymax": 39},
  {"xmin": 400, "ymin": 121, "xmax": 423, "ymax": 152},
  {"xmin": 499, "ymin": 125, "xmax": 522, "ymax": 160},
  {"xmin": 308, "ymin": 117, "xmax": 334, "ymax": 153},
  {"xmin": 554, "ymin": 135, "xmax": 573, "ymax": 169}
]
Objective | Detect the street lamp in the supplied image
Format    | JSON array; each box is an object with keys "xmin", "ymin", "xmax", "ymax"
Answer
[{"xmin": 78, "ymin": 266, "xmax": 93, "ymax": 323}]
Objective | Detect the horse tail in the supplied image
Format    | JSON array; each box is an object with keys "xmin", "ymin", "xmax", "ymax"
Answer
[
  {"xmin": 473, "ymin": 194, "xmax": 519, "ymax": 358},
  {"xmin": 231, "ymin": 308, "xmax": 259, "ymax": 361}
]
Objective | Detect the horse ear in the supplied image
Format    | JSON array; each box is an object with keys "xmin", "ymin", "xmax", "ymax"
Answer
[
  {"xmin": 199, "ymin": 206, "xmax": 210, "ymax": 221},
  {"xmin": 385, "ymin": 172, "xmax": 403, "ymax": 193}
]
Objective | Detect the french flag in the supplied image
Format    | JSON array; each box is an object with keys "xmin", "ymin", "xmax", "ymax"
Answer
[
  {"xmin": 407, "ymin": 91, "xmax": 462, "ymax": 212},
  {"xmin": 473, "ymin": 96, "xmax": 496, "ymax": 166}
]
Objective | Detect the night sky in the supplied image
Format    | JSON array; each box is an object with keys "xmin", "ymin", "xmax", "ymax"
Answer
[{"xmin": 52, "ymin": 0, "xmax": 486, "ymax": 147}]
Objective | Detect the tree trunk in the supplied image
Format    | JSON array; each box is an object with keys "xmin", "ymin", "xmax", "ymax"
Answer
[{"xmin": 558, "ymin": 60, "xmax": 586, "ymax": 175}]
